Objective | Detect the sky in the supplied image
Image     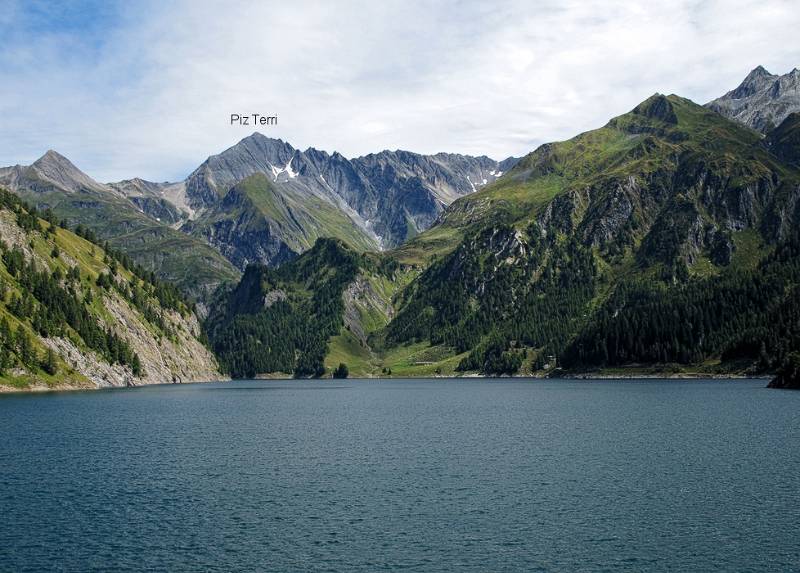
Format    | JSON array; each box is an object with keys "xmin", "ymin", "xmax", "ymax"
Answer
[{"xmin": 0, "ymin": 0, "xmax": 798, "ymax": 182}]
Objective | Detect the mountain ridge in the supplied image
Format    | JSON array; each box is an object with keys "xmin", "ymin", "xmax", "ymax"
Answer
[
  {"xmin": 2, "ymin": 136, "xmax": 519, "ymax": 286},
  {"xmin": 177, "ymin": 133, "xmax": 518, "ymax": 262},
  {"xmin": 209, "ymin": 91, "xmax": 800, "ymax": 379},
  {"xmin": 706, "ymin": 65, "xmax": 800, "ymax": 132},
  {"xmin": 0, "ymin": 188, "xmax": 223, "ymax": 391}
]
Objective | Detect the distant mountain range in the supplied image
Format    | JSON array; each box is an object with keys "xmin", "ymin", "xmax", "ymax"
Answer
[
  {"xmin": 2, "ymin": 65, "xmax": 800, "ymax": 382},
  {"xmin": 1, "ymin": 136, "xmax": 517, "ymax": 296},
  {"xmin": 3, "ymin": 65, "xmax": 797, "ymax": 299},
  {"xmin": 0, "ymin": 151, "xmax": 240, "ymax": 300}
]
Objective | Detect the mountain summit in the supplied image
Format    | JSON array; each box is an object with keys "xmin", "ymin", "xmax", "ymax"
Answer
[
  {"xmin": 179, "ymin": 133, "xmax": 515, "ymax": 263},
  {"xmin": 707, "ymin": 65, "xmax": 800, "ymax": 132},
  {"xmin": 31, "ymin": 150, "xmax": 109, "ymax": 193},
  {"xmin": 1, "ymin": 136, "xmax": 518, "ymax": 295},
  {"xmin": 0, "ymin": 149, "xmax": 110, "ymax": 195}
]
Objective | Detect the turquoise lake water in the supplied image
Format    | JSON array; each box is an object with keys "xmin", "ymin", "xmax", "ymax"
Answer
[{"xmin": 1, "ymin": 378, "xmax": 798, "ymax": 571}]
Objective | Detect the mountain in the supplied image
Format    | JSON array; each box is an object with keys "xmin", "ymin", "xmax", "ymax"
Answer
[
  {"xmin": 3, "ymin": 139, "xmax": 515, "ymax": 297},
  {"xmin": 205, "ymin": 238, "xmax": 378, "ymax": 378},
  {"xmin": 176, "ymin": 133, "xmax": 517, "ymax": 267},
  {"xmin": 209, "ymin": 93, "xmax": 800, "ymax": 379},
  {"xmin": 387, "ymin": 94, "xmax": 800, "ymax": 372},
  {"xmin": 0, "ymin": 151, "xmax": 239, "ymax": 300},
  {"xmin": 385, "ymin": 94, "xmax": 800, "ymax": 375},
  {"xmin": 0, "ymin": 188, "xmax": 222, "ymax": 391},
  {"xmin": 0, "ymin": 150, "xmax": 110, "ymax": 194},
  {"xmin": 763, "ymin": 112, "xmax": 800, "ymax": 168},
  {"xmin": 107, "ymin": 178, "xmax": 188, "ymax": 225},
  {"xmin": 707, "ymin": 66, "xmax": 800, "ymax": 132}
]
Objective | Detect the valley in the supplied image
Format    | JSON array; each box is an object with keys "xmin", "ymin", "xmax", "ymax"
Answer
[{"xmin": 3, "ymin": 66, "xmax": 800, "ymax": 385}]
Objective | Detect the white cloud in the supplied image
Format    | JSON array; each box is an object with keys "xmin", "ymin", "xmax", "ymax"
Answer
[{"xmin": 0, "ymin": 0, "xmax": 798, "ymax": 181}]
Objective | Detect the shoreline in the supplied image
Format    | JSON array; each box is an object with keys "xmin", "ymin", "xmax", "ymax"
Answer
[
  {"xmin": 0, "ymin": 377, "xmax": 231, "ymax": 395},
  {"xmin": 1, "ymin": 373, "xmax": 774, "ymax": 395}
]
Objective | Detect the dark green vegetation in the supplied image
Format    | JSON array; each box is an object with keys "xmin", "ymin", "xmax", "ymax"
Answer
[
  {"xmin": 206, "ymin": 239, "xmax": 383, "ymax": 378},
  {"xmin": 764, "ymin": 112, "xmax": 800, "ymax": 168},
  {"xmin": 0, "ymin": 188, "xmax": 209, "ymax": 388},
  {"xmin": 332, "ymin": 363, "xmax": 349, "ymax": 378},
  {"xmin": 209, "ymin": 93, "xmax": 800, "ymax": 378},
  {"xmin": 387, "ymin": 223, "xmax": 596, "ymax": 374},
  {"xmin": 563, "ymin": 227, "xmax": 800, "ymax": 372},
  {"xmin": 767, "ymin": 352, "xmax": 800, "ymax": 389},
  {"xmin": 20, "ymin": 187, "xmax": 239, "ymax": 299}
]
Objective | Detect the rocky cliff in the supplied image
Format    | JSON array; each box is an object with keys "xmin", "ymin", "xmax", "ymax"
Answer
[
  {"xmin": 175, "ymin": 134, "xmax": 518, "ymax": 267},
  {"xmin": 707, "ymin": 66, "xmax": 800, "ymax": 133}
]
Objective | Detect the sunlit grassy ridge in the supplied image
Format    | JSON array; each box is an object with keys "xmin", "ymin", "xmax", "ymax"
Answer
[
  {"xmin": 396, "ymin": 94, "xmax": 797, "ymax": 267},
  {"xmin": 194, "ymin": 173, "xmax": 378, "ymax": 256}
]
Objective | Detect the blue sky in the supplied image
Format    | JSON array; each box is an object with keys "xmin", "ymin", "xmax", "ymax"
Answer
[{"xmin": 1, "ymin": 0, "xmax": 799, "ymax": 182}]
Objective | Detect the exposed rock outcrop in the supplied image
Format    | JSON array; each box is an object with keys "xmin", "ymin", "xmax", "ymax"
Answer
[
  {"xmin": 707, "ymin": 66, "xmax": 800, "ymax": 133},
  {"xmin": 0, "ymin": 193, "xmax": 224, "ymax": 392}
]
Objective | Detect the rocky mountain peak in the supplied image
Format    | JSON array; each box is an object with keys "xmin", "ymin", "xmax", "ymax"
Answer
[
  {"xmin": 633, "ymin": 94, "xmax": 678, "ymax": 124},
  {"xmin": 33, "ymin": 149, "xmax": 78, "ymax": 173},
  {"xmin": 706, "ymin": 66, "xmax": 800, "ymax": 132},
  {"xmin": 730, "ymin": 66, "xmax": 777, "ymax": 99},
  {"xmin": 29, "ymin": 149, "xmax": 107, "ymax": 193},
  {"xmin": 745, "ymin": 64, "xmax": 773, "ymax": 80}
]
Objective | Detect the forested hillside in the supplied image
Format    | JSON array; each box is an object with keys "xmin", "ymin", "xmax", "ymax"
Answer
[
  {"xmin": 209, "ymin": 93, "xmax": 800, "ymax": 379},
  {"xmin": 0, "ymin": 188, "xmax": 222, "ymax": 390},
  {"xmin": 205, "ymin": 239, "xmax": 388, "ymax": 378},
  {"xmin": 379, "ymin": 94, "xmax": 800, "ymax": 376}
]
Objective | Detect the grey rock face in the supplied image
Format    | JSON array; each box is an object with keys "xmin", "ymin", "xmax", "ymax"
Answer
[
  {"xmin": 707, "ymin": 66, "xmax": 800, "ymax": 132},
  {"xmin": 3, "ymin": 136, "xmax": 519, "ymax": 278},
  {"xmin": 582, "ymin": 178, "xmax": 637, "ymax": 248},
  {"xmin": 0, "ymin": 150, "xmax": 113, "ymax": 195},
  {"xmin": 178, "ymin": 133, "xmax": 519, "ymax": 260}
]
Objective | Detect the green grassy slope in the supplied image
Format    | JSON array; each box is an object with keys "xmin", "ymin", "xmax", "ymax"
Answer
[
  {"xmin": 0, "ymin": 188, "xmax": 219, "ymax": 390},
  {"xmin": 187, "ymin": 173, "xmax": 379, "ymax": 267},
  {"xmin": 380, "ymin": 94, "xmax": 800, "ymax": 376},
  {"xmin": 16, "ymin": 187, "xmax": 240, "ymax": 299}
]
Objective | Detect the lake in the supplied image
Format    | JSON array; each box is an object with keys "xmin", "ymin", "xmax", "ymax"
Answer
[{"xmin": 1, "ymin": 378, "xmax": 798, "ymax": 572}]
